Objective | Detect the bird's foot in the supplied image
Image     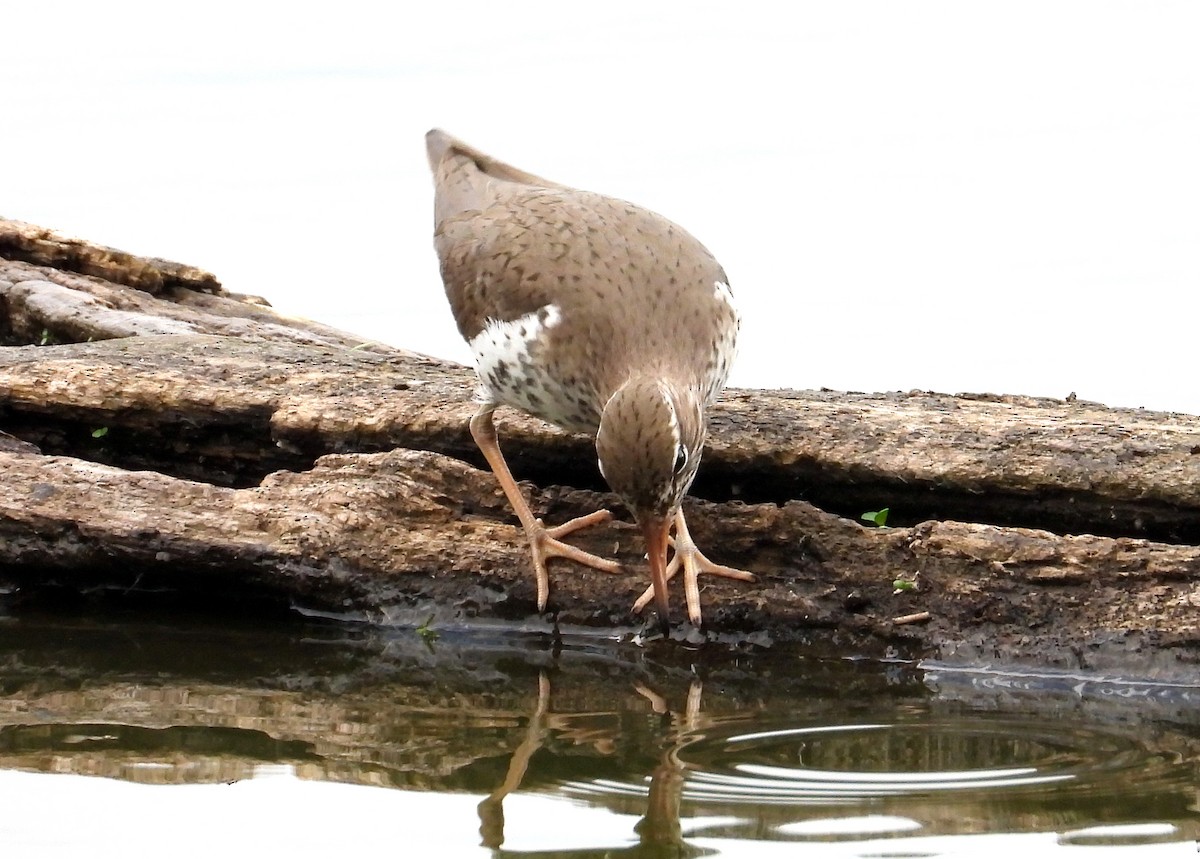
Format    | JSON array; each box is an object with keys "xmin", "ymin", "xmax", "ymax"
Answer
[
  {"xmin": 631, "ymin": 513, "xmax": 755, "ymax": 627},
  {"xmin": 528, "ymin": 509, "xmax": 624, "ymax": 611}
]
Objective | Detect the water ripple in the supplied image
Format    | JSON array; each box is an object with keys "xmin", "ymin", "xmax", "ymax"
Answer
[
  {"xmin": 562, "ymin": 715, "xmax": 1179, "ymax": 813},
  {"xmin": 679, "ymin": 719, "xmax": 1136, "ymax": 804}
]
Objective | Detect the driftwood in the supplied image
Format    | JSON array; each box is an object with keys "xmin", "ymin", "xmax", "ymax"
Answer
[{"xmin": 2, "ymin": 217, "xmax": 1199, "ymax": 676}]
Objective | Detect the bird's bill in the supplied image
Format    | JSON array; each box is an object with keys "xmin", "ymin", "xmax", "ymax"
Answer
[{"xmin": 641, "ymin": 516, "xmax": 672, "ymax": 629}]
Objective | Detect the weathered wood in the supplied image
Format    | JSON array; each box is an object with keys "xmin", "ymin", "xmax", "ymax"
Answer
[
  {"xmin": 0, "ymin": 248, "xmax": 387, "ymax": 352},
  {"xmin": 3, "ymin": 332, "xmax": 1199, "ymax": 540},
  {"xmin": 2, "ymin": 416, "xmax": 1199, "ymax": 671},
  {"xmin": 0, "ymin": 217, "xmax": 219, "ymax": 295},
  {"xmin": 2, "ymin": 217, "xmax": 1200, "ymax": 673}
]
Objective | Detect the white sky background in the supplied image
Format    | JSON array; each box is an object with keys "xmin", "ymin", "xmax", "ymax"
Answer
[{"xmin": 4, "ymin": 1, "xmax": 1198, "ymax": 412}]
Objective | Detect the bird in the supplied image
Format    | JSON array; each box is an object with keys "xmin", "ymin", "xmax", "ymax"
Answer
[{"xmin": 426, "ymin": 129, "xmax": 753, "ymax": 628}]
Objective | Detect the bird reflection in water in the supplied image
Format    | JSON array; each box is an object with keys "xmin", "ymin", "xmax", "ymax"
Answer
[{"xmin": 477, "ymin": 674, "xmax": 708, "ymax": 856}]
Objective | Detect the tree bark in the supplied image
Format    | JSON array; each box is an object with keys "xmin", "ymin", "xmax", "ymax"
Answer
[{"xmin": 2, "ymin": 218, "xmax": 1198, "ymax": 675}]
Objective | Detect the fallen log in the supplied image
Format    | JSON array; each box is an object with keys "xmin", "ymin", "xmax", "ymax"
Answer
[{"xmin": 2, "ymin": 218, "xmax": 1198, "ymax": 674}]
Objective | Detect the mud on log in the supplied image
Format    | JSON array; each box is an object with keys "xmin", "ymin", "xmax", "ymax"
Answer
[{"xmin": 2, "ymin": 217, "xmax": 1199, "ymax": 674}]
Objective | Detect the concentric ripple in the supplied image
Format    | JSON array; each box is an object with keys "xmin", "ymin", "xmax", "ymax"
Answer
[
  {"xmin": 676, "ymin": 719, "xmax": 1157, "ymax": 805},
  {"xmin": 559, "ymin": 715, "xmax": 1179, "ymax": 812}
]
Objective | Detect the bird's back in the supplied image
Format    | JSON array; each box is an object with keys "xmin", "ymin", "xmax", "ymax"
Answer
[{"xmin": 428, "ymin": 130, "xmax": 739, "ymax": 431}]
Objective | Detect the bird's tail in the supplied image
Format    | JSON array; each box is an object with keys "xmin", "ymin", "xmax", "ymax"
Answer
[{"xmin": 425, "ymin": 129, "xmax": 559, "ymax": 222}]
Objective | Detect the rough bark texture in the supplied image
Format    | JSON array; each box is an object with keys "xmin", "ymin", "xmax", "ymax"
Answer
[{"xmin": 2, "ymin": 217, "xmax": 1199, "ymax": 676}]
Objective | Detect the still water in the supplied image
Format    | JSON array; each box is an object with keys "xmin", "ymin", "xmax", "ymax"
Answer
[{"xmin": 0, "ymin": 609, "xmax": 1196, "ymax": 857}]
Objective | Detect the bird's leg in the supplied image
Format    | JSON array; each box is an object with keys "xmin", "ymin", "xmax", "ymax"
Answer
[
  {"xmin": 478, "ymin": 671, "xmax": 552, "ymax": 848},
  {"xmin": 631, "ymin": 508, "xmax": 755, "ymax": 626},
  {"xmin": 470, "ymin": 406, "xmax": 624, "ymax": 611}
]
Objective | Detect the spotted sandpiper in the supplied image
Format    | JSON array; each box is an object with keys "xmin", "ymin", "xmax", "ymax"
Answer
[{"xmin": 426, "ymin": 129, "xmax": 754, "ymax": 628}]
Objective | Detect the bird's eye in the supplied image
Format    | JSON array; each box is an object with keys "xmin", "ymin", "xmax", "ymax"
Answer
[{"xmin": 673, "ymin": 444, "xmax": 689, "ymax": 474}]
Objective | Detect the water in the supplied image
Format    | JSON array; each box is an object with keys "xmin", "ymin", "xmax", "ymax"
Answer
[{"xmin": 0, "ymin": 609, "xmax": 1197, "ymax": 857}]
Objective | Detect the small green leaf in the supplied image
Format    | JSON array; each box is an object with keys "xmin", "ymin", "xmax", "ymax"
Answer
[
  {"xmin": 861, "ymin": 508, "xmax": 889, "ymax": 527},
  {"xmin": 416, "ymin": 613, "xmax": 439, "ymax": 642},
  {"xmin": 892, "ymin": 579, "xmax": 915, "ymax": 591},
  {"xmin": 91, "ymin": 427, "xmax": 109, "ymax": 439}
]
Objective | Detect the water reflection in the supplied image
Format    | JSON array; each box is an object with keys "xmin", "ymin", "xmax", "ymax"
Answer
[{"xmin": 0, "ymin": 609, "xmax": 1197, "ymax": 856}]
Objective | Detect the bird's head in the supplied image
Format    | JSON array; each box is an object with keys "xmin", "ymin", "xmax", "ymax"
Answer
[{"xmin": 596, "ymin": 377, "xmax": 706, "ymax": 626}]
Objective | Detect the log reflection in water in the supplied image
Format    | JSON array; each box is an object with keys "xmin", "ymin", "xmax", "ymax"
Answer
[{"xmin": 0, "ymin": 610, "xmax": 1196, "ymax": 850}]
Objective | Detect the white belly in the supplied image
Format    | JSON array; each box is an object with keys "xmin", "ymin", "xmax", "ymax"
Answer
[{"xmin": 468, "ymin": 304, "xmax": 598, "ymax": 434}]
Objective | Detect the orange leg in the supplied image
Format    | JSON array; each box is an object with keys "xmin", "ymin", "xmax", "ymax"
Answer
[
  {"xmin": 632, "ymin": 509, "xmax": 755, "ymax": 626},
  {"xmin": 472, "ymin": 406, "xmax": 623, "ymax": 610},
  {"xmin": 477, "ymin": 672, "xmax": 551, "ymax": 848}
]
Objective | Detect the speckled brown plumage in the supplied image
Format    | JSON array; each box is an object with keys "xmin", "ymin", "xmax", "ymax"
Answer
[{"xmin": 426, "ymin": 129, "xmax": 752, "ymax": 628}]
